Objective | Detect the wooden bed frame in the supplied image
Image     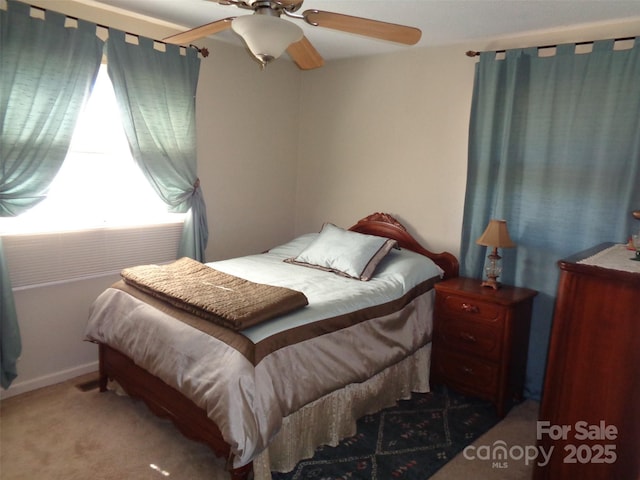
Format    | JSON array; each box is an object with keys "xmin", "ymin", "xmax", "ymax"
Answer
[{"xmin": 97, "ymin": 212, "xmax": 458, "ymax": 480}]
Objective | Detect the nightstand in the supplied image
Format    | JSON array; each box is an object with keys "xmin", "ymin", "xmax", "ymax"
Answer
[{"xmin": 430, "ymin": 277, "xmax": 537, "ymax": 417}]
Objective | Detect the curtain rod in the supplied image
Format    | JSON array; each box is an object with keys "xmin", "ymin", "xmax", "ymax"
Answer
[
  {"xmin": 26, "ymin": 3, "xmax": 209, "ymax": 57},
  {"xmin": 465, "ymin": 35, "xmax": 637, "ymax": 57}
]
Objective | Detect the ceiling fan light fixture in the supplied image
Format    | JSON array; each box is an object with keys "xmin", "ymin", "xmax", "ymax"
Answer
[{"xmin": 232, "ymin": 14, "xmax": 303, "ymax": 67}]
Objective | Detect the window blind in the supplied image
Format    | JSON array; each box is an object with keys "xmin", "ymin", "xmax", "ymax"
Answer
[{"xmin": 3, "ymin": 223, "xmax": 183, "ymax": 289}]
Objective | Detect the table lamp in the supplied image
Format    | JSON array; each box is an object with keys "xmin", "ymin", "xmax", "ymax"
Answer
[{"xmin": 476, "ymin": 219, "xmax": 516, "ymax": 289}]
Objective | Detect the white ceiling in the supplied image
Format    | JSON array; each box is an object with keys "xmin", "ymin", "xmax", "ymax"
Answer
[{"xmin": 89, "ymin": 0, "xmax": 640, "ymax": 60}]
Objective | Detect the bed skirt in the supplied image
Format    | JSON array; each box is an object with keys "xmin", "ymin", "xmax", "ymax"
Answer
[{"xmin": 253, "ymin": 343, "xmax": 432, "ymax": 479}]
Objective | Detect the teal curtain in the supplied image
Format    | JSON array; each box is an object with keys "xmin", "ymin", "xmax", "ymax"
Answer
[
  {"xmin": 0, "ymin": 1, "xmax": 103, "ymax": 388},
  {"xmin": 0, "ymin": 238, "xmax": 21, "ymax": 389},
  {"xmin": 461, "ymin": 39, "xmax": 640, "ymax": 400},
  {"xmin": 106, "ymin": 31, "xmax": 208, "ymax": 261}
]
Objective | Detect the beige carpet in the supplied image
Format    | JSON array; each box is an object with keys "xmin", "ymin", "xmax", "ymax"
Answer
[
  {"xmin": 0, "ymin": 373, "xmax": 538, "ymax": 480},
  {"xmin": 431, "ymin": 399, "xmax": 538, "ymax": 480}
]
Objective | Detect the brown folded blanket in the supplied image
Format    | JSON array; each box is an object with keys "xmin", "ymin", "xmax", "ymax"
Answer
[{"xmin": 121, "ymin": 257, "xmax": 308, "ymax": 331}]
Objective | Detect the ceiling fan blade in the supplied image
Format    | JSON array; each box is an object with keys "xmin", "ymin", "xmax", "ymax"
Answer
[
  {"xmin": 163, "ymin": 18, "xmax": 234, "ymax": 44},
  {"xmin": 287, "ymin": 36, "xmax": 324, "ymax": 70},
  {"xmin": 303, "ymin": 10, "xmax": 421, "ymax": 45}
]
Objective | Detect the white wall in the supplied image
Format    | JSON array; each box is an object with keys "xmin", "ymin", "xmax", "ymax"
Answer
[
  {"xmin": 7, "ymin": 275, "xmax": 119, "ymax": 397},
  {"xmin": 196, "ymin": 43, "xmax": 302, "ymax": 261},
  {"xmin": 294, "ymin": 46, "xmax": 474, "ymax": 257}
]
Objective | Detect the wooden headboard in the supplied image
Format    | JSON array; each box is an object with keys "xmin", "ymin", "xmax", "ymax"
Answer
[{"xmin": 349, "ymin": 212, "xmax": 459, "ymax": 279}]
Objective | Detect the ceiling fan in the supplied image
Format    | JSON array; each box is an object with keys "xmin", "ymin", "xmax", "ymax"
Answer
[{"xmin": 163, "ymin": 0, "xmax": 422, "ymax": 70}]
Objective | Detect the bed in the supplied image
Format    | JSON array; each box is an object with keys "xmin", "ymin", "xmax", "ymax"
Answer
[{"xmin": 85, "ymin": 212, "xmax": 458, "ymax": 480}]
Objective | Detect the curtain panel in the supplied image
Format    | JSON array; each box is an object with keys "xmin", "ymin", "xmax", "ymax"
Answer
[
  {"xmin": 0, "ymin": 1, "xmax": 104, "ymax": 389},
  {"xmin": 0, "ymin": 2, "xmax": 104, "ymax": 217},
  {"xmin": 461, "ymin": 39, "xmax": 640, "ymax": 400},
  {"xmin": 107, "ymin": 31, "xmax": 208, "ymax": 261}
]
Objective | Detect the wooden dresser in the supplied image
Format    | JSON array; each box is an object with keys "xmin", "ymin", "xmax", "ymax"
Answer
[
  {"xmin": 431, "ymin": 277, "xmax": 537, "ymax": 417},
  {"xmin": 534, "ymin": 243, "xmax": 640, "ymax": 480}
]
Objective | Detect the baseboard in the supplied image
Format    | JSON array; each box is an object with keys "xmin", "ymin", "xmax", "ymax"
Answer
[{"xmin": 0, "ymin": 361, "xmax": 99, "ymax": 400}]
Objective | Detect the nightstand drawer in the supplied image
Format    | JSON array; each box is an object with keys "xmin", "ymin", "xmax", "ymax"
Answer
[
  {"xmin": 437, "ymin": 293, "xmax": 504, "ymax": 324},
  {"xmin": 432, "ymin": 349, "xmax": 499, "ymax": 397},
  {"xmin": 435, "ymin": 318, "xmax": 503, "ymax": 361}
]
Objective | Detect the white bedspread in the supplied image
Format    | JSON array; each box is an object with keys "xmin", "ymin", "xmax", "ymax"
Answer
[{"xmin": 84, "ymin": 234, "xmax": 442, "ymax": 468}]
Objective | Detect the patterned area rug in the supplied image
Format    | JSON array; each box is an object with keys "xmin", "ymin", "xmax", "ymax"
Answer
[{"xmin": 272, "ymin": 385, "xmax": 501, "ymax": 480}]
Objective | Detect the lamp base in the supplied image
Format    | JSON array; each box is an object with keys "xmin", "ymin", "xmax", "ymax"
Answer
[
  {"xmin": 481, "ymin": 277, "xmax": 501, "ymax": 290},
  {"xmin": 482, "ymin": 248, "xmax": 502, "ymax": 290}
]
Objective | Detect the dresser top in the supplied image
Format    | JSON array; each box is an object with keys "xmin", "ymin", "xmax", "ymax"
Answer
[
  {"xmin": 575, "ymin": 243, "xmax": 640, "ymax": 274},
  {"xmin": 560, "ymin": 243, "xmax": 640, "ymax": 284}
]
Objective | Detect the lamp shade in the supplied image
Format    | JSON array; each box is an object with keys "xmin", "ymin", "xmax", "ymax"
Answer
[
  {"xmin": 232, "ymin": 15, "xmax": 303, "ymax": 66},
  {"xmin": 476, "ymin": 219, "xmax": 516, "ymax": 248}
]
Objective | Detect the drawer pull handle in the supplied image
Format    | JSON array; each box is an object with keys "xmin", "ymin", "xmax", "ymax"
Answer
[
  {"xmin": 460, "ymin": 332, "xmax": 477, "ymax": 343},
  {"xmin": 461, "ymin": 366, "xmax": 474, "ymax": 375},
  {"xmin": 461, "ymin": 303, "xmax": 479, "ymax": 313}
]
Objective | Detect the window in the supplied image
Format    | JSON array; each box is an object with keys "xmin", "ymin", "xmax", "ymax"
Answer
[{"xmin": 0, "ymin": 64, "xmax": 184, "ymax": 235}]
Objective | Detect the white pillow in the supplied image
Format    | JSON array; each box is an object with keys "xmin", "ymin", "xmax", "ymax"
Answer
[{"xmin": 285, "ymin": 223, "xmax": 397, "ymax": 281}]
